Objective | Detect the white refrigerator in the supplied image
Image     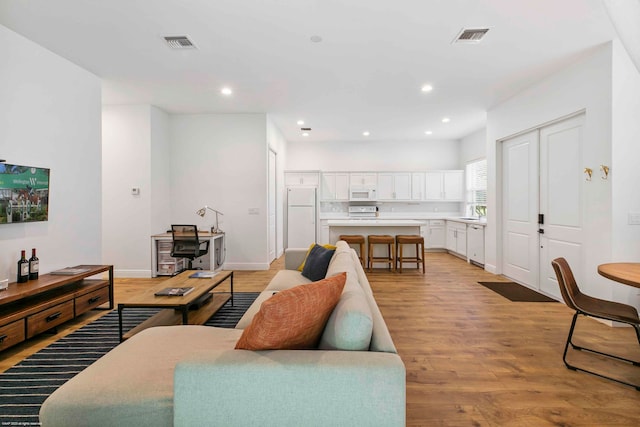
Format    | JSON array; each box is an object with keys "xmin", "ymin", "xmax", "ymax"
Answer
[{"xmin": 287, "ymin": 187, "xmax": 317, "ymax": 248}]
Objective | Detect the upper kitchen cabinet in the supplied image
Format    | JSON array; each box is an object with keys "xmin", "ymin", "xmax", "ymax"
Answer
[
  {"xmin": 285, "ymin": 171, "xmax": 320, "ymax": 187},
  {"xmin": 349, "ymin": 173, "xmax": 377, "ymax": 187},
  {"xmin": 321, "ymin": 172, "xmax": 350, "ymax": 201},
  {"xmin": 377, "ymin": 172, "xmax": 411, "ymax": 201},
  {"xmin": 424, "ymin": 170, "xmax": 464, "ymax": 201},
  {"xmin": 411, "ymin": 172, "xmax": 425, "ymax": 200}
]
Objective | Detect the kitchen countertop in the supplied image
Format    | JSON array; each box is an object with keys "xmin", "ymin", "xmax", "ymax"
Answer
[
  {"xmin": 327, "ymin": 219, "xmax": 427, "ymax": 226},
  {"xmin": 445, "ymin": 217, "xmax": 487, "ymax": 226}
]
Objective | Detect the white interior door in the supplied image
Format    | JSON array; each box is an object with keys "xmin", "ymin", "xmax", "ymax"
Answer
[
  {"xmin": 539, "ymin": 114, "xmax": 584, "ymax": 299},
  {"xmin": 268, "ymin": 150, "xmax": 277, "ymax": 263},
  {"xmin": 502, "ymin": 130, "xmax": 540, "ymax": 287},
  {"xmin": 501, "ymin": 113, "xmax": 584, "ymax": 297}
]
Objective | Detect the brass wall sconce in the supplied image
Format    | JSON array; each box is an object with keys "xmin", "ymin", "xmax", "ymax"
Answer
[
  {"xmin": 584, "ymin": 167, "xmax": 593, "ymax": 181},
  {"xmin": 600, "ymin": 165, "xmax": 610, "ymax": 180}
]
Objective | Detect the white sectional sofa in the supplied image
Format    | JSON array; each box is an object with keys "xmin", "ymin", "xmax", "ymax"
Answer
[{"xmin": 39, "ymin": 241, "xmax": 406, "ymax": 426}]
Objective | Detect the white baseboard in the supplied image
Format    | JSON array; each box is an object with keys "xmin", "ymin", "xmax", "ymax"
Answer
[
  {"xmin": 484, "ymin": 263, "xmax": 497, "ymax": 274},
  {"xmin": 223, "ymin": 262, "xmax": 270, "ymax": 271},
  {"xmin": 114, "ymin": 269, "xmax": 152, "ymax": 278}
]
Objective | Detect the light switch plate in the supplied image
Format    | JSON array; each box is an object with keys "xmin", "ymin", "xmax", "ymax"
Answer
[{"xmin": 628, "ymin": 212, "xmax": 640, "ymax": 225}]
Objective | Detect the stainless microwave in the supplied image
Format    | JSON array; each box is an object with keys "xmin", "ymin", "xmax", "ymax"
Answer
[{"xmin": 349, "ymin": 187, "xmax": 377, "ymax": 201}]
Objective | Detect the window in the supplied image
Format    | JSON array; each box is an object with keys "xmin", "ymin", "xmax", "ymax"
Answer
[{"xmin": 466, "ymin": 158, "xmax": 487, "ymax": 217}]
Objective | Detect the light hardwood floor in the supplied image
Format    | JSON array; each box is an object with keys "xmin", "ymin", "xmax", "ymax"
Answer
[{"xmin": 2, "ymin": 253, "xmax": 640, "ymax": 426}]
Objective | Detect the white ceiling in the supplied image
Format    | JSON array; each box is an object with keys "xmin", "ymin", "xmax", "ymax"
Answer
[{"xmin": 0, "ymin": 0, "xmax": 617, "ymax": 143}]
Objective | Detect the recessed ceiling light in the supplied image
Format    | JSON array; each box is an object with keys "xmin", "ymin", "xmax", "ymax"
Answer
[
  {"xmin": 297, "ymin": 120, "xmax": 304, "ymax": 125},
  {"xmin": 302, "ymin": 132, "xmax": 309, "ymax": 137},
  {"xmin": 421, "ymin": 85, "xmax": 433, "ymax": 92},
  {"xmin": 221, "ymin": 87, "xmax": 233, "ymax": 96},
  {"xmin": 363, "ymin": 131, "xmax": 370, "ymax": 136},
  {"xmin": 310, "ymin": 35, "xmax": 323, "ymax": 43},
  {"xmin": 442, "ymin": 117, "xmax": 450, "ymax": 123},
  {"xmin": 425, "ymin": 130, "xmax": 433, "ymax": 135}
]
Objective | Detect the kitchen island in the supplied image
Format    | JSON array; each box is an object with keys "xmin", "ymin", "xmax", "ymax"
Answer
[{"xmin": 328, "ymin": 219, "xmax": 427, "ymax": 261}]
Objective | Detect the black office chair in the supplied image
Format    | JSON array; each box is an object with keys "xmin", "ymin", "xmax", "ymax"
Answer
[
  {"xmin": 551, "ymin": 257, "xmax": 640, "ymax": 390},
  {"xmin": 170, "ymin": 225, "xmax": 210, "ymax": 271}
]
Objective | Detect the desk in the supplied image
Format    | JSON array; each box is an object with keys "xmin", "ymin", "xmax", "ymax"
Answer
[
  {"xmin": 597, "ymin": 263, "xmax": 640, "ymax": 289},
  {"xmin": 151, "ymin": 232, "xmax": 225, "ymax": 277}
]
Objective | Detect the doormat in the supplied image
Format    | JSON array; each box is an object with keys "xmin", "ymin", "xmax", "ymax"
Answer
[{"xmin": 477, "ymin": 281, "xmax": 558, "ymax": 302}]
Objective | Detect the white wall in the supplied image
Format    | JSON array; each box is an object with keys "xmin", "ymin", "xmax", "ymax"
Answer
[
  {"xmin": 486, "ymin": 43, "xmax": 614, "ymax": 300},
  {"xmin": 102, "ymin": 105, "xmax": 170, "ymax": 277},
  {"xmin": 611, "ymin": 41, "xmax": 640, "ymax": 307},
  {"xmin": 286, "ymin": 139, "xmax": 460, "ymax": 171},
  {"xmin": 267, "ymin": 116, "xmax": 287, "ymax": 258},
  {"xmin": 169, "ymin": 114, "xmax": 270, "ymax": 270},
  {"xmin": 0, "ymin": 25, "xmax": 102, "ymax": 280},
  {"xmin": 460, "ymin": 128, "xmax": 486, "ymax": 165}
]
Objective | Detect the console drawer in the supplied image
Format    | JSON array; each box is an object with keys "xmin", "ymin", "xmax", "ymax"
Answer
[
  {"xmin": 75, "ymin": 286, "xmax": 110, "ymax": 315},
  {"xmin": 26, "ymin": 300, "xmax": 74, "ymax": 338},
  {"xmin": 0, "ymin": 320, "xmax": 26, "ymax": 352}
]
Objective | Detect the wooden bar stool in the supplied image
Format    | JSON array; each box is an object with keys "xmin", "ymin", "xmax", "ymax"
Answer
[
  {"xmin": 367, "ymin": 235, "xmax": 395, "ymax": 272},
  {"xmin": 339, "ymin": 234, "xmax": 366, "ymax": 267},
  {"xmin": 396, "ymin": 235, "xmax": 425, "ymax": 273}
]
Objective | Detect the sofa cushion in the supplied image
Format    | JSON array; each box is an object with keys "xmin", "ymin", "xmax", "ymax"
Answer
[
  {"xmin": 301, "ymin": 244, "xmax": 336, "ymax": 281},
  {"xmin": 264, "ymin": 269, "xmax": 311, "ymax": 292},
  {"xmin": 319, "ymin": 249, "xmax": 373, "ymax": 350},
  {"xmin": 297, "ymin": 243, "xmax": 336, "ymax": 271},
  {"xmin": 235, "ymin": 273, "xmax": 346, "ymax": 350},
  {"xmin": 39, "ymin": 325, "xmax": 243, "ymax": 427}
]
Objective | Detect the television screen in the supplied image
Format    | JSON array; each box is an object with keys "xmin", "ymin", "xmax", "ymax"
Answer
[{"xmin": 0, "ymin": 163, "xmax": 50, "ymax": 224}]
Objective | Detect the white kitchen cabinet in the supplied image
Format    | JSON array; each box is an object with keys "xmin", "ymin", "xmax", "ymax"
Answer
[
  {"xmin": 285, "ymin": 171, "xmax": 319, "ymax": 187},
  {"xmin": 411, "ymin": 172, "xmax": 425, "ymax": 200},
  {"xmin": 467, "ymin": 224, "xmax": 485, "ymax": 265},
  {"xmin": 321, "ymin": 172, "xmax": 349, "ymax": 201},
  {"xmin": 446, "ymin": 220, "xmax": 467, "ymax": 257},
  {"xmin": 425, "ymin": 219, "xmax": 446, "ymax": 249},
  {"xmin": 377, "ymin": 172, "xmax": 411, "ymax": 200},
  {"xmin": 349, "ymin": 173, "xmax": 377, "ymax": 187},
  {"xmin": 425, "ymin": 170, "xmax": 464, "ymax": 201}
]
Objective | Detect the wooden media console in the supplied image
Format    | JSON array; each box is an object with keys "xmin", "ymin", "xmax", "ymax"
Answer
[{"xmin": 0, "ymin": 265, "xmax": 113, "ymax": 352}]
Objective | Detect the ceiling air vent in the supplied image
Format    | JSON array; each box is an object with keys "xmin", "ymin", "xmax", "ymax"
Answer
[
  {"xmin": 452, "ymin": 28, "xmax": 490, "ymax": 44},
  {"xmin": 163, "ymin": 36, "xmax": 196, "ymax": 50}
]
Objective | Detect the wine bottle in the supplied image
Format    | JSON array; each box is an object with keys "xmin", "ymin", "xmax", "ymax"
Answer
[
  {"xmin": 29, "ymin": 248, "xmax": 39, "ymax": 280},
  {"xmin": 17, "ymin": 250, "xmax": 29, "ymax": 283}
]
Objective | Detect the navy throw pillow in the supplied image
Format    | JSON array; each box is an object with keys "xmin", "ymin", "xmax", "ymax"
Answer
[{"xmin": 301, "ymin": 244, "xmax": 336, "ymax": 281}]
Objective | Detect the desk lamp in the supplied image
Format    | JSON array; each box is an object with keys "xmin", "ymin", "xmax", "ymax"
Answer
[{"xmin": 196, "ymin": 206, "xmax": 224, "ymax": 234}]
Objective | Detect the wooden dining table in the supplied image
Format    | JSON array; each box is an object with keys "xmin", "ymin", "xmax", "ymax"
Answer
[{"xmin": 597, "ymin": 263, "xmax": 640, "ymax": 288}]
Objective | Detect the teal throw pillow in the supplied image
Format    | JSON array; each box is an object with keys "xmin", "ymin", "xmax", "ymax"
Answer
[{"xmin": 301, "ymin": 244, "xmax": 335, "ymax": 281}]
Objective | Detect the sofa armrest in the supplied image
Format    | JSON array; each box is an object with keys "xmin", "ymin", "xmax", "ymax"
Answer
[
  {"xmin": 174, "ymin": 350, "xmax": 405, "ymax": 427},
  {"xmin": 284, "ymin": 248, "xmax": 307, "ymax": 270}
]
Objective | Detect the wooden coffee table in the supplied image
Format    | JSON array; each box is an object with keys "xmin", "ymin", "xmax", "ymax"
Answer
[{"xmin": 118, "ymin": 270, "xmax": 233, "ymax": 341}]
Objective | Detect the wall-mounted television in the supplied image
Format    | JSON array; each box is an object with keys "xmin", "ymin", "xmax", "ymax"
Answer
[{"xmin": 0, "ymin": 163, "xmax": 50, "ymax": 224}]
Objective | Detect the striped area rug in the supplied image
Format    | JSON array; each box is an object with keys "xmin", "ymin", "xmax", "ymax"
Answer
[{"xmin": 0, "ymin": 292, "xmax": 258, "ymax": 425}]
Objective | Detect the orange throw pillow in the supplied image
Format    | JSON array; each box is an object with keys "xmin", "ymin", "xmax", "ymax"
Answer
[{"xmin": 235, "ymin": 272, "xmax": 347, "ymax": 350}]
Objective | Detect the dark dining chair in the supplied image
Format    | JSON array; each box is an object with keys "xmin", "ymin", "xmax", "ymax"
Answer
[{"xmin": 551, "ymin": 257, "xmax": 640, "ymax": 390}]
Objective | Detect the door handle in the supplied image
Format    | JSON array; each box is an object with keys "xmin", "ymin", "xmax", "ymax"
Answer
[{"xmin": 538, "ymin": 229, "xmax": 544, "ymax": 234}]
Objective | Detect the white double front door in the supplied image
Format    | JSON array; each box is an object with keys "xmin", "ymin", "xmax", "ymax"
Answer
[{"xmin": 501, "ymin": 113, "xmax": 584, "ymax": 299}]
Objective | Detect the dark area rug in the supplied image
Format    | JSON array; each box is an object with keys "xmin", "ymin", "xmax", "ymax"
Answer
[
  {"xmin": 478, "ymin": 281, "xmax": 557, "ymax": 302},
  {"xmin": 0, "ymin": 292, "xmax": 258, "ymax": 426}
]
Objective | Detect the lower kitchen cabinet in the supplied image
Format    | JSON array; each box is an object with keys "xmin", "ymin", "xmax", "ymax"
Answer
[
  {"xmin": 446, "ymin": 220, "xmax": 467, "ymax": 257},
  {"xmin": 425, "ymin": 220, "xmax": 446, "ymax": 249}
]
